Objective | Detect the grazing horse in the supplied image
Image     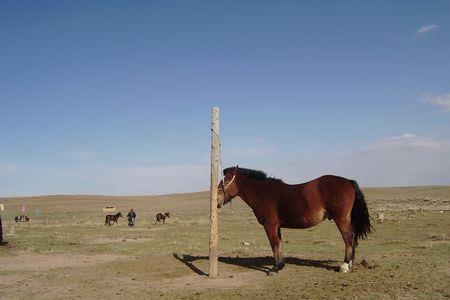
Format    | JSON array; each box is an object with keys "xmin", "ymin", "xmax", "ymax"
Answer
[
  {"xmin": 155, "ymin": 212, "xmax": 170, "ymax": 224},
  {"xmin": 105, "ymin": 212, "xmax": 122, "ymax": 226},
  {"xmin": 218, "ymin": 166, "xmax": 373, "ymax": 275}
]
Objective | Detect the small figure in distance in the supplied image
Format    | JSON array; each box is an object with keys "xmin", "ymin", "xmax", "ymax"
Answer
[{"xmin": 127, "ymin": 209, "xmax": 136, "ymax": 227}]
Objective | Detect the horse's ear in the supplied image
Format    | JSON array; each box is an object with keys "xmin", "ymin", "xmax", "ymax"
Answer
[{"xmin": 234, "ymin": 165, "xmax": 239, "ymax": 175}]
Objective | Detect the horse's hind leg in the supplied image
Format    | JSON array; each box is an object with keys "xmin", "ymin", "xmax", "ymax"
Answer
[
  {"xmin": 335, "ymin": 217, "xmax": 355, "ymax": 273},
  {"xmin": 264, "ymin": 224, "xmax": 284, "ymax": 276},
  {"xmin": 351, "ymin": 235, "xmax": 357, "ymax": 266}
]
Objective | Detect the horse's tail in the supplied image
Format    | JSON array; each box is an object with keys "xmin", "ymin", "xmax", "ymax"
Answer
[{"xmin": 349, "ymin": 180, "xmax": 373, "ymax": 246}]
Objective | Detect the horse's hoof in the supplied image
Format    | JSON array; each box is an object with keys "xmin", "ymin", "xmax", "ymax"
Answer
[
  {"xmin": 339, "ymin": 262, "xmax": 350, "ymax": 273},
  {"xmin": 268, "ymin": 271, "xmax": 278, "ymax": 276}
]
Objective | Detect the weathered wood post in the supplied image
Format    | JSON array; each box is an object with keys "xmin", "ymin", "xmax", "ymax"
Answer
[
  {"xmin": 0, "ymin": 213, "xmax": 3, "ymax": 244},
  {"xmin": 0, "ymin": 203, "xmax": 4, "ymax": 244},
  {"xmin": 209, "ymin": 107, "xmax": 220, "ymax": 278}
]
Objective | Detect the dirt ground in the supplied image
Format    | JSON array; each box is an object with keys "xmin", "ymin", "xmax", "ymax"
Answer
[{"xmin": 1, "ymin": 187, "xmax": 449, "ymax": 299}]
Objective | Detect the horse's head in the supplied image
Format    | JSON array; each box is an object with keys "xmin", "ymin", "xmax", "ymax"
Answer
[
  {"xmin": 118, "ymin": 212, "xmax": 123, "ymax": 217},
  {"xmin": 218, "ymin": 165, "xmax": 239, "ymax": 208},
  {"xmin": 164, "ymin": 212, "xmax": 171, "ymax": 218}
]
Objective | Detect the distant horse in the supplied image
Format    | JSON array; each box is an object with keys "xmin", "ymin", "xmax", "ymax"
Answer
[
  {"xmin": 155, "ymin": 212, "xmax": 170, "ymax": 224},
  {"xmin": 218, "ymin": 166, "xmax": 373, "ymax": 275},
  {"xmin": 105, "ymin": 212, "xmax": 122, "ymax": 226}
]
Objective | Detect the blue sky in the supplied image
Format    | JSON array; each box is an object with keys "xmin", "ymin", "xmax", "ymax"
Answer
[{"xmin": 1, "ymin": 1, "xmax": 450, "ymax": 196}]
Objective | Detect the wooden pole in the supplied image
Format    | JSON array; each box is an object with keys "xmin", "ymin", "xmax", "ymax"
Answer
[
  {"xmin": 0, "ymin": 211, "xmax": 6, "ymax": 245},
  {"xmin": 209, "ymin": 107, "xmax": 220, "ymax": 278},
  {"xmin": 0, "ymin": 213, "xmax": 3, "ymax": 244}
]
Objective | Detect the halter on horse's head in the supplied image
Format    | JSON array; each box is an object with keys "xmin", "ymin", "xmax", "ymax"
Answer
[{"xmin": 217, "ymin": 165, "xmax": 239, "ymax": 208}]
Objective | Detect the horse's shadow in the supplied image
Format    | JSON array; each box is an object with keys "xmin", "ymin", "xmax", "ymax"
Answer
[{"xmin": 172, "ymin": 253, "xmax": 339, "ymax": 276}]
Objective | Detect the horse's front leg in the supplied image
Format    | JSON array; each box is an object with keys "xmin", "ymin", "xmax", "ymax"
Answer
[{"xmin": 264, "ymin": 224, "xmax": 284, "ymax": 276}]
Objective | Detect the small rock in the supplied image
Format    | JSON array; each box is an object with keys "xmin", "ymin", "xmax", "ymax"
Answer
[
  {"xmin": 241, "ymin": 241, "xmax": 251, "ymax": 246},
  {"xmin": 377, "ymin": 213, "xmax": 384, "ymax": 223},
  {"xmin": 361, "ymin": 259, "xmax": 372, "ymax": 269}
]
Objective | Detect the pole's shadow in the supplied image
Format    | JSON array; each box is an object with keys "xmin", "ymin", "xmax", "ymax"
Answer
[{"xmin": 173, "ymin": 253, "xmax": 339, "ymax": 276}]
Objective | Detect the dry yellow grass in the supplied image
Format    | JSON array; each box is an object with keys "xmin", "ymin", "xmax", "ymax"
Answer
[{"xmin": 1, "ymin": 187, "xmax": 449, "ymax": 299}]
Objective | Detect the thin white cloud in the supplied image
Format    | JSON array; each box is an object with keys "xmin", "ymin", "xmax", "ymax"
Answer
[
  {"xmin": 6, "ymin": 163, "xmax": 210, "ymax": 196},
  {"xmin": 271, "ymin": 133, "xmax": 450, "ymax": 187},
  {"xmin": 0, "ymin": 161, "xmax": 22, "ymax": 176},
  {"xmin": 3, "ymin": 134, "xmax": 449, "ymax": 195},
  {"xmin": 354, "ymin": 134, "xmax": 450, "ymax": 186},
  {"xmin": 225, "ymin": 138, "xmax": 278, "ymax": 158},
  {"xmin": 422, "ymin": 92, "xmax": 450, "ymax": 113},
  {"xmin": 67, "ymin": 150, "xmax": 96, "ymax": 161},
  {"xmin": 416, "ymin": 24, "xmax": 438, "ymax": 38},
  {"xmin": 364, "ymin": 133, "xmax": 440, "ymax": 150},
  {"xmin": 101, "ymin": 164, "xmax": 209, "ymax": 194}
]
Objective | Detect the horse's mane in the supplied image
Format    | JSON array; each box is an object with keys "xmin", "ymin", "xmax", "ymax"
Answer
[{"xmin": 223, "ymin": 167, "xmax": 284, "ymax": 183}]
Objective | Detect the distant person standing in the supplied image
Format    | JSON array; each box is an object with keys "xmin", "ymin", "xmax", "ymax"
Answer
[{"xmin": 127, "ymin": 209, "xmax": 136, "ymax": 227}]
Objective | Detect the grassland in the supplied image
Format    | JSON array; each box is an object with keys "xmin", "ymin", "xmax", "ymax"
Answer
[{"xmin": 0, "ymin": 187, "xmax": 449, "ymax": 299}]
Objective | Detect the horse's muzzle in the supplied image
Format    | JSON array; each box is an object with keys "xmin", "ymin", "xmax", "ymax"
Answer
[
  {"xmin": 217, "ymin": 190, "xmax": 225, "ymax": 208},
  {"xmin": 217, "ymin": 197, "xmax": 224, "ymax": 208}
]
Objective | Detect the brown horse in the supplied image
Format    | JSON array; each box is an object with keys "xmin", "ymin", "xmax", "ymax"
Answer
[
  {"xmin": 155, "ymin": 212, "xmax": 170, "ymax": 224},
  {"xmin": 218, "ymin": 166, "xmax": 372, "ymax": 275},
  {"xmin": 105, "ymin": 212, "xmax": 122, "ymax": 226}
]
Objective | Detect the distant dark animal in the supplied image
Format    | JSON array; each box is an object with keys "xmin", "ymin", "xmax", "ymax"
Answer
[
  {"xmin": 105, "ymin": 212, "xmax": 122, "ymax": 226},
  {"xmin": 15, "ymin": 215, "xmax": 29, "ymax": 222},
  {"xmin": 155, "ymin": 212, "xmax": 170, "ymax": 224},
  {"xmin": 218, "ymin": 166, "xmax": 373, "ymax": 275}
]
